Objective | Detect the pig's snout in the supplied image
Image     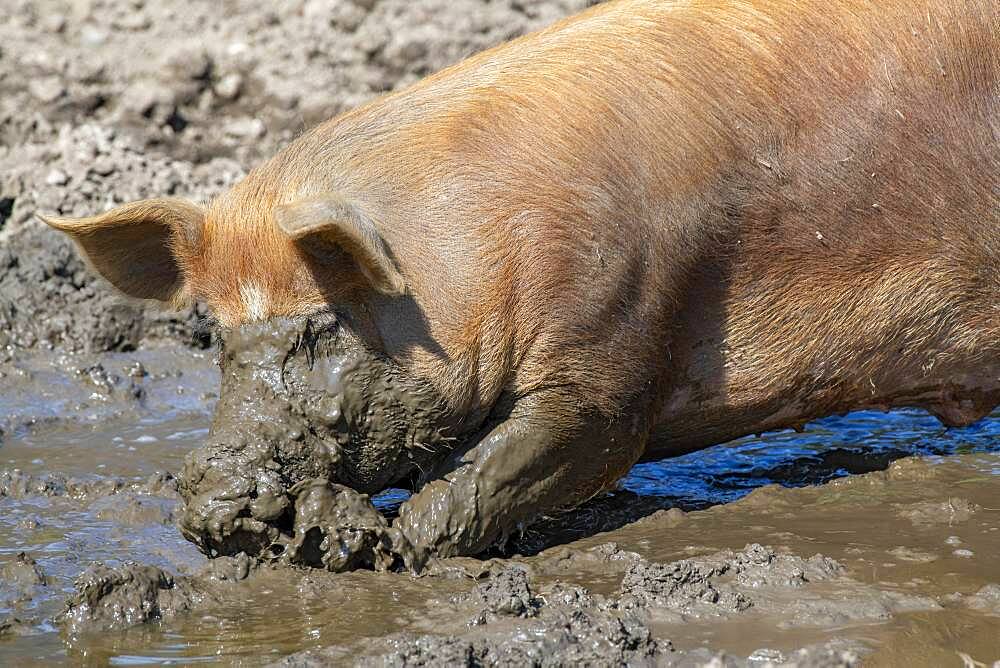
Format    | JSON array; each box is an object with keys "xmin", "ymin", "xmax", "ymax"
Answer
[
  {"xmin": 177, "ymin": 472, "xmax": 285, "ymax": 559},
  {"xmin": 177, "ymin": 434, "xmax": 289, "ymax": 558},
  {"xmin": 177, "ymin": 397, "xmax": 338, "ymax": 559},
  {"xmin": 176, "ymin": 317, "xmax": 459, "ymax": 566},
  {"xmin": 177, "ymin": 427, "xmax": 419, "ymax": 572}
]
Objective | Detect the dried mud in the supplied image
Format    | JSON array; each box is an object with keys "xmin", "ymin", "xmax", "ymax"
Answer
[{"xmin": 3, "ymin": 0, "xmax": 1000, "ymax": 665}]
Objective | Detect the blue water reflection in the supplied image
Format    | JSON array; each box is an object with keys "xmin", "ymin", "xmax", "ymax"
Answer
[
  {"xmin": 623, "ymin": 408, "xmax": 1000, "ymax": 506},
  {"xmin": 374, "ymin": 409, "xmax": 1000, "ymax": 512}
]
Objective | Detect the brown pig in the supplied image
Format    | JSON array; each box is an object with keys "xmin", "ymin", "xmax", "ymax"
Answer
[{"xmin": 41, "ymin": 0, "xmax": 1000, "ymax": 565}]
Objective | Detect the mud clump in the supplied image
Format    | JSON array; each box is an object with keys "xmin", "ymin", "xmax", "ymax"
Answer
[
  {"xmin": 60, "ymin": 563, "xmax": 201, "ymax": 635},
  {"xmin": 465, "ymin": 564, "xmax": 542, "ymax": 624},
  {"xmin": 615, "ymin": 557, "xmax": 751, "ymax": 617},
  {"xmin": 57, "ymin": 554, "xmax": 256, "ymax": 636},
  {"xmin": 278, "ymin": 564, "xmax": 669, "ymax": 668},
  {"xmin": 597, "ymin": 543, "xmax": 934, "ymax": 634},
  {"xmin": 730, "ymin": 543, "xmax": 843, "ymax": 588},
  {"xmin": 363, "ymin": 609, "xmax": 665, "ymax": 668},
  {"xmin": 747, "ymin": 647, "xmax": 863, "ymax": 668},
  {"xmin": 0, "ymin": 553, "xmax": 49, "ymax": 589},
  {"xmin": 275, "ymin": 559, "xmax": 867, "ymax": 667},
  {"xmin": 610, "ymin": 544, "xmax": 842, "ymax": 620},
  {"xmin": 178, "ymin": 318, "xmax": 455, "ymax": 568},
  {"xmin": 0, "ymin": 552, "xmax": 50, "ymax": 614},
  {"xmin": 283, "ymin": 480, "xmax": 400, "ymax": 572},
  {"xmin": 55, "ymin": 555, "xmax": 258, "ymax": 637}
]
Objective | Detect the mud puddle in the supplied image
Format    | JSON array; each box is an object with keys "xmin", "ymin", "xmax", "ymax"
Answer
[
  {"xmin": 0, "ymin": 347, "xmax": 215, "ymax": 663},
  {"xmin": 2, "ymin": 347, "xmax": 1000, "ymax": 665}
]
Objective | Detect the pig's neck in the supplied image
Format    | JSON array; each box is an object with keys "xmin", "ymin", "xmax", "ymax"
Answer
[{"xmin": 647, "ymin": 255, "xmax": 1000, "ymax": 459}]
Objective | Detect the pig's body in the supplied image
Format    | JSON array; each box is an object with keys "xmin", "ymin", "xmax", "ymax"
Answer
[
  {"xmin": 45, "ymin": 0, "xmax": 999, "ymax": 564},
  {"xmin": 250, "ymin": 0, "xmax": 1000, "ymax": 440}
]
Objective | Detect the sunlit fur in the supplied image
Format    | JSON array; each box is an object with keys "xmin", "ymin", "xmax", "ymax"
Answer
[{"xmin": 43, "ymin": 0, "xmax": 999, "ymax": 449}]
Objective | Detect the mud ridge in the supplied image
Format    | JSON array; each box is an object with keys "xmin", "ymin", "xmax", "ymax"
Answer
[{"xmin": 0, "ymin": 469, "xmax": 178, "ymax": 502}]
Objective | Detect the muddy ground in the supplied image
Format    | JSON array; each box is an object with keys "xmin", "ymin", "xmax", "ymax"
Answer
[
  {"xmin": 2, "ymin": 1, "xmax": 1000, "ymax": 666},
  {"xmin": 3, "ymin": 356, "xmax": 1000, "ymax": 666}
]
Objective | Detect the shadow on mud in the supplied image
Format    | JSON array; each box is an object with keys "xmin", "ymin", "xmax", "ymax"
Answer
[
  {"xmin": 499, "ymin": 446, "xmax": 913, "ymax": 557},
  {"xmin": 491, "ymin": 407, "xmax": 1000, "ymax": 557}
]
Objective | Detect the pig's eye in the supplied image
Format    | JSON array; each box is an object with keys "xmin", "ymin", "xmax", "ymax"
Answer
[
  {"xmin": 307, "ymin": 309, "xmax": 340, "ymax": 334},
  {"xmin": 192, "ymin": 313, "xmax": 219, "ymax": 349}
]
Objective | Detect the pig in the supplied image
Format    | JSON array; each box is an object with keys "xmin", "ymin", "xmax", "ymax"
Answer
[{"xmin": 41, "ymin": 0, "xmax": 999, "ymax": 569}]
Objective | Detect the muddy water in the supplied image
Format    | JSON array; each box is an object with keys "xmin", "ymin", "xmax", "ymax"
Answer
[{"xmin": 1, "ymin": 347, "xmax": 999, "ymax": 665}]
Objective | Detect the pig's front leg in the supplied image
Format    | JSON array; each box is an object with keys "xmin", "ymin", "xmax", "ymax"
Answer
[{"xmin": 392, "ymin": 390, "xmax": 648, "ymax": 565}]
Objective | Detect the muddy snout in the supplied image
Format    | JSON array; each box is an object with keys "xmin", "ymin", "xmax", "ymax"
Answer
[
  {"xmin": 176, "ymin": 317, "xmax": 455, "ymax": 570},
  {"xmin": 177, "ymin": 433, "xmax": 410, "ymax": 571},
  {"xmin": 177, "ymin": 422, "xmax": 329, "ymax": 561}
]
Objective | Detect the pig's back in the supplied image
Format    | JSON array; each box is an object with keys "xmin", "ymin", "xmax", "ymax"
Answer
[
  {"xmin": 264, "ymin": 0, "xmax": 998, "ymax": 416},
  {"xmin": 303, "ymin": 0, "xmax": 996, "ymax": 280}
]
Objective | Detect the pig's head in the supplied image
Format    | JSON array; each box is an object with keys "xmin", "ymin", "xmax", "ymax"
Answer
[
  {"xmin": 39, "ymin": 193, "xmax": 457, "ymax": 564},
  {"xmin": 176, "ymin": 314, "xmax": 453, "ymax": 561},
  {"xmin": 38, "ymin": 190, "xmax": 407, "ymax": 326}
]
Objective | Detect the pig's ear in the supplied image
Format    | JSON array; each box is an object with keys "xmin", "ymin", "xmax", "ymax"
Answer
[
  {"xmin": 274, "ymin": 196, "xmax": 406, "ymax": 296},
  {"xmin": 37, "ymin": 198, "xmax": 204, "ymax": 303}
]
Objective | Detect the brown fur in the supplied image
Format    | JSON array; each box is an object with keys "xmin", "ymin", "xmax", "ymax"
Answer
[{"xmin": 43, "ymin": 0, "xmax": 1000, "ymax": 458}]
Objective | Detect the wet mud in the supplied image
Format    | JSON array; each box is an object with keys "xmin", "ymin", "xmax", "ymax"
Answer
[
  {"xmin": 3, "ymin": 346, "xmax": 1000, "ymax": 665},
  {"xmin": 178, "ymin": 318, "xmax": 454, "ymax": 569},
  {"xmin": 276, "ymin": 547, "xmax": 867, "ymax": 667}
]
